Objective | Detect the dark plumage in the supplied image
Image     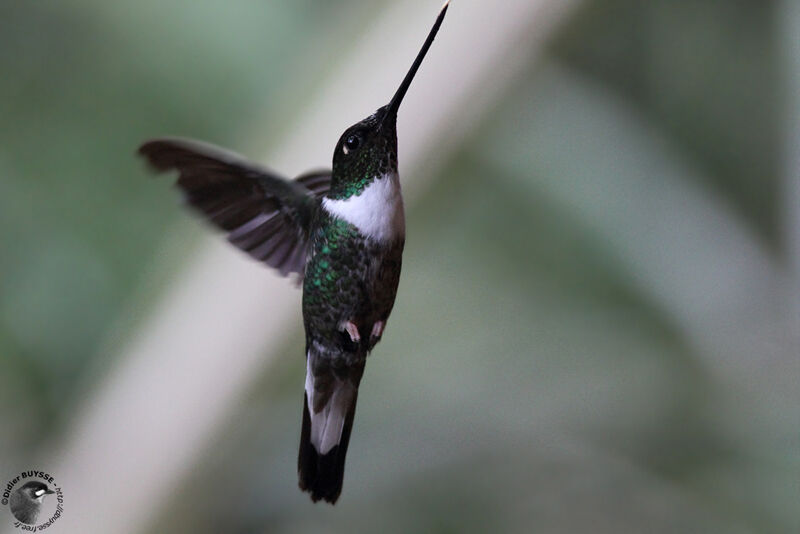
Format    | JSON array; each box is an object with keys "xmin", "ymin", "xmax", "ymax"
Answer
[
  {"xmin": 139, "ymin": 138, "xmax": 329, "ymax": 277},
  {"xmin": 138, "ymin": 0, "xmax": 448, "ymax": 504}
]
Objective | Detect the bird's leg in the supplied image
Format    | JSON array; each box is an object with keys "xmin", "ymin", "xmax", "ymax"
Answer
[
  {"xmin": 370, "ymin": 321, "xmax": 385, "ymax": 341},
  {"xmin": 342, "ymin": 320, "xmax": 360, "ymax": 343}
]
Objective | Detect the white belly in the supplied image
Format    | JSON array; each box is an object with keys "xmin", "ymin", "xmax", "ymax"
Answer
[{"xmin": 322, "ymin": 173, "xmax": 405, "ymax": 242}]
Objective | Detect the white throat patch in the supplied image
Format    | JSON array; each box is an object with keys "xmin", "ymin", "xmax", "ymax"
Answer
[{"xmin": 322, "ymin": 173, "xmax": 405, "ymax": 242}]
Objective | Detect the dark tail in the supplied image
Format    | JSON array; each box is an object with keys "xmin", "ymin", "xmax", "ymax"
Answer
[{"xmin": 298, "ymin": 354, "xmax": 365, "ymax": 504}]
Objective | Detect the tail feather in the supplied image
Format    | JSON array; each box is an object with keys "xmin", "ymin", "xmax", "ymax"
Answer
[
  {"xmin": 298, "ymin": 390, "xmax": 359, "ymax": 503},
  {"xmin": 298, "ymin": 353, "xmax": 365, "ymax": 504}
]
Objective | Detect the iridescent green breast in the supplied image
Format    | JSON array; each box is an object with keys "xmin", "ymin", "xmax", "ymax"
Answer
[
  {"xmin": 303, "ymin": 214, "xmax": 362, "ymax": 306},
  {"xmin": 302, "ymin": 209, "xmax": 403, "ymax": 347}
]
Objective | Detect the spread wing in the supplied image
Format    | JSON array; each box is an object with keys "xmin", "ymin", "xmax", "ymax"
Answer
[{"xmin": 138, "ymin": 137, "xmax": 331, "ymax": 277}]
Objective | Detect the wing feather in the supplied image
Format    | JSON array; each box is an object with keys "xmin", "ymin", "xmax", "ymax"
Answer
[{"xmin": 138, "ymin": 137, "xmax": 331, "ymax": 278}]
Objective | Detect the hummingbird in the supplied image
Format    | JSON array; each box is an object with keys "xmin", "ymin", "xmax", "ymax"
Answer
[{"xmin": 138, "ymin": 1, "xmax": 449, "ymax": 504}]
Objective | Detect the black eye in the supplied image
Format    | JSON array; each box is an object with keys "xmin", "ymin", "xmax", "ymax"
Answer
[{"xmin": 343, "ymin": 134, "xmax": 361, "ymax": 153}]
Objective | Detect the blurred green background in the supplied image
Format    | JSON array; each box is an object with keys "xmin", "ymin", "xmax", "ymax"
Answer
[{"xmin": 1, "ymin": 1, "xmax": 798, "ymax": 533}]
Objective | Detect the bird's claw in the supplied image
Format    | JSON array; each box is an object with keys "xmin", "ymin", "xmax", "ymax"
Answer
[
  {"xmin": 370, "ymin": 321, "xmax": 385, "ymax": 341},
  {"xmin": 343, "ymin": 321, "xmax": 360, "ymax": 343}
]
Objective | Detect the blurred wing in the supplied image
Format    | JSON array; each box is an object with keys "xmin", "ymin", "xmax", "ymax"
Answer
[
  {"xmin": 295, "ymin": 170, "xmax": 332, "ymax": 197},
  {"xmin": 138, "ymin": 137, "xmax": 331, "ymax": 277}
]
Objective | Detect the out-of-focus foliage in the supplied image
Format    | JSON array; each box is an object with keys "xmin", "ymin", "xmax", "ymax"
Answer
[{"xmin": 1, "ymin": 1, "xmax": 797, "ymax": 533}]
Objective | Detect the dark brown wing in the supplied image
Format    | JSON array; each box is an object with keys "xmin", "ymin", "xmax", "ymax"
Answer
[
  {"xmin": 138, "ymin": 137, "xmax": 331, "ymax": 277},
  {"xmin": 295, "ymin": 170, "xmax": 332, "ymax": 197}
]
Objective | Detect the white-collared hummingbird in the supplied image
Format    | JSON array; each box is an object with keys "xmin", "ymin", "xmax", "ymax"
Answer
[{"xmin": 138, "ymin": 1, "xmax": 449, "ymax": 504}]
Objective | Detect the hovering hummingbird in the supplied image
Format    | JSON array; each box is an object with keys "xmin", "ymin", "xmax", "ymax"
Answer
[{"xmin": 138, "ymin": 1, "xmax": 448, "ymax": 504}]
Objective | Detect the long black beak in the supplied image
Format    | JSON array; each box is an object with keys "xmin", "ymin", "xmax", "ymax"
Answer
[{"xmin": 384, "ymin": 0, "xmax": 449, "ymax": 122}]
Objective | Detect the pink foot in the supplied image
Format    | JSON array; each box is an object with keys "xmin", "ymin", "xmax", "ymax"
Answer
[
  {"xmin": 370, "ymin": 321, "xmax": 385, "ymax": 340},
  {"xmin": 343, "ymin": 321, "xmax": 360, "ymax": 343}
]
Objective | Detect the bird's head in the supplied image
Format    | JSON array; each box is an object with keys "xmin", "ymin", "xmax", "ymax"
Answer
[
  {"xmin": 329, "ymin": 108, "xmax": 399, "ymax": 200},
  {"xmin": 17, "ymin": 481, "xmax": 55, "ymax": 503},
  {"xmin": 327, "ymin": 1, "xmax": 449, "ymax": 201}
]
